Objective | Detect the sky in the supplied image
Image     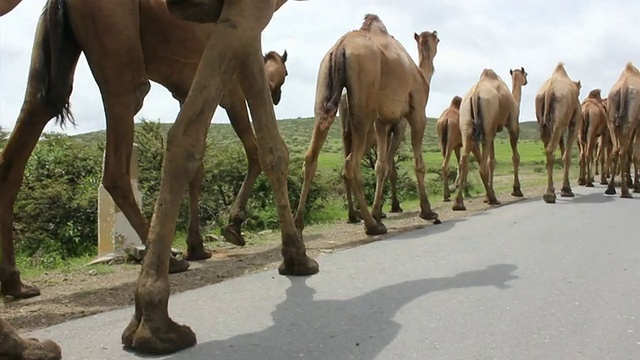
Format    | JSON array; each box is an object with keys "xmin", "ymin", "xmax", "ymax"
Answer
[{"xmin": 1, "ymin": 0, "xmax": 640, "ymax": 136}]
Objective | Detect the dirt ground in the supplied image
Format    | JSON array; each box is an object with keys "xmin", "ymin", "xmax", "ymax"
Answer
[{"xmin": 2, "ymin": 184, "xmax": 547, "ymax": 334}]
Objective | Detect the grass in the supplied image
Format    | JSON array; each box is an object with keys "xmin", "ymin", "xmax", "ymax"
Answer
[{"xmin": 17, "ymin": 117, "xmax": 573, "ymax": 277}]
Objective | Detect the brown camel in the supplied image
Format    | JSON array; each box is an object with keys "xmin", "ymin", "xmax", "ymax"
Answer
[
  {"xmin": 293, "ymin": 15, "xmax": 440, "ymax": 237},
  {"xmin": 534, "ymin": 62, "xmax": 582, "ymax": 203},
  {"xmin": 436, "ymin": 95, "xmax": 470, "ymax": 201},
  {"xmin": 452, "ymin": 67, "xmax": 527, "ymax": 211},
  {"xmin": 0, "ymin": 0, "xmax": 289, "ymax": 300},
  {"xmin": 118, "ymin": 0, "xmax": 316, "ymax": 355},
  {"xmin": 577, "ymin": 89, "xmax": 608, "ymax": 187},
  {"xmin": 605, "ymin": 62, "xmax": 640, "ymax": 197},
  {"xmin": 339, "ymin": 29, "xmax": 439, "ymax": 223},
  {"xmin": 595, "ymin": 98, "xmax": 614, "ymax": 183}
]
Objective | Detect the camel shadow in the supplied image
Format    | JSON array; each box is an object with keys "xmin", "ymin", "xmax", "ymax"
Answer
[
  {"xmin": 557, "ymin": 191, "xmax": 616, "ymax": 205},
  {"xmin": 163, "ymin": 264, "xmax": 519, "ymax": 360}
]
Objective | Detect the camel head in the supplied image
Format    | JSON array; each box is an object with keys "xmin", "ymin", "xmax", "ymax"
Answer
[
  {"xmin": 450, "ymin": 95, "xmax": 462, "ymax": 110},
  {"xmin": 587, "ymin": 88, "xmax": 602, "ymax": 100},
  {"xmin": 573, "ymin": 80, "xmax": 582, "ymax": 95},
  {"xmin": 413, "ymin": 30, "xmax": 439, "ymax": 61},
  {"xmin": 509, "ymin": 67, "xmax": 528, "ymax": 86},
  {"xmin": 264, "ymin": 50, "xmax": 289, "ymax": 105}
]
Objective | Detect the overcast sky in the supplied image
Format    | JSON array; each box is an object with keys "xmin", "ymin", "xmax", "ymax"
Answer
[{"xmin": 2, "ymin": 0, "xmax": 639, "ymax": 136}]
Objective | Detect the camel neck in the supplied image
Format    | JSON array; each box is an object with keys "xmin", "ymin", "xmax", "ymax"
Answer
[
  {"xmin": 511, "ymin": 80, "xmax": 523, "ymax": 106},
  {"xmin": 419, "ymin": 56, "xmax": 435, "ymax": 84}
]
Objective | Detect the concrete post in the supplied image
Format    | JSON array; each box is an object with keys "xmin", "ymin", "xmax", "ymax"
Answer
[{"xmin": 96, "ymin": 144, "xmax": 143, "ymax": 259}]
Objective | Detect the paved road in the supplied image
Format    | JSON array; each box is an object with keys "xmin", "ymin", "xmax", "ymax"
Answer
[{"xmin": 27, "ymin": 186, "xmax": 640, "ymax": 359}]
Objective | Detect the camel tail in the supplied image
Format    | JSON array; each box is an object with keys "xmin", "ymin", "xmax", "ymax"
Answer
[
  {"xmin": 319, "ymin": 46, "xmax": 347, "ymax": 130},
  {"xmin": 438, "ymin": 118, "xmax": 449, "ymax": 157},
  {"xmin": 581, "ymin": 109, "xmax": 590, "ymax": 144},
  {"xmin": 613, "ymin": 86, "xmax": 628, "ymax": 127},
  {"xmin": 470, "ymin": 96, "xmax": 483, "ymax": 142},
  {"xmin": 34, "ymin": 0, "xmax": 81, "ymax": 126},
  {"xmin": 542, "ymin": 91, "xmax": 554, "ymax": 131}
]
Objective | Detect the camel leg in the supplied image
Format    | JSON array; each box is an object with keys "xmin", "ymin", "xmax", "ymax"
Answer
[
  {"xmin": 619, "ymin": 141, "xmax": 632, "ymax": 198},
  {"xmin": 371, "ymin": 121, "xmax": 391, "ymax": 222},
  {"xmin": 388, "ymin": 123, "xmax": 405, "ymax": 213},
  {"xmin": 406, "ymin": 114, "xmax": 439, "ymax": 222},
  {"xmin": 69, "ymin": 1, "xmax": 190, "ymax": 275},
  {"xmin": 236, "ymin": 41, "xmax": 318, "ymax": 275},
  {"xmin": 220, "ymin": 89, "xmax": 263, "ymax": 245},
  {"xmin": 0, "ymin": 8, "xmax": 80, "ymax": 298},
  {"xmin": 441, "ymin": 143, "xmax": 453, "ymax": 202},
  {"xmin": 183, "ymin": 163, "xmax": 212, "ymax": 260},
  {"xmin": 633, "ymin": 131, "xmax": 640, "ymax": 193},
  {"xmin": 560, "ymin": 120, "xmax": 578, "ymax": 197},
  {"xmin": 584, "ymin": 132, "xmax": 596, "ymax": 188},
  {"xmin": 507, "ymin": 121, "xmax": 523, "ymax": 197},
  {"xmin": 452, "ymin": 137, "xmax": 472, "ymax": 211},
  {"xmin": 577, "ymin": 139, "xmax": 587, "ymax": 186},
  {"xmin": 478, "ymin": 137, "xmax": 500, "ymax": 205},
  {"xmin": 340, "ymin": 101, "xmax": 361, "ymax": 223},
  {"xmin": 0, "ymin": 317, "xmax": 62, "ymax": 360},
  {"xmin": 597, "ymin": 136, "xmax": 607, "ymax": 185},
  {"xmin": 294, "ymin": 112, "xmax": 334, "ymax": 232},
  {"xmin": 541, "ymin": 127, "xmax": 562, "ymax": 203}
]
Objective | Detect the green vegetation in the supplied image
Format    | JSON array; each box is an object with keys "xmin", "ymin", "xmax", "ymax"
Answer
[{"xmin": 2, "ymin": 117, "xmax": 563, "ymax": 275}]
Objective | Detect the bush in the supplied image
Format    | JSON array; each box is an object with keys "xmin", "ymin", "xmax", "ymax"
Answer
[{"xmin": 13, "ymin": 133, "xmax": 103, "ymax": 265}]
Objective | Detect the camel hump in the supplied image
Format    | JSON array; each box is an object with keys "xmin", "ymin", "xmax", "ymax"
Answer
[
  {"xmin": 359, "ymin": 13, "xmax": 389, "ymax": 34},
  {"xmin": 625, "ymin": 62, "xmax": 640, "ymax": 75},
  {"xmin": 450, "ymin": 95, "xmax": 462, "ymax": 109},
  {"xmin": 587, "ymin": 89, "xmax": 602, "ymax": 99},
  {"xmin": 480, "ymin": 69, "xmax": 498, "ymax": 79},
  {"xmin": 552, "ymin": 62, "xmax": 568, "ymax": 76}
]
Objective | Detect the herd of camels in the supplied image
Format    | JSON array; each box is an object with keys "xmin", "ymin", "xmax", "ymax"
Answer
[{"xmin": 1, "ymin": 0, "xmax": 639, "ymax": 358}]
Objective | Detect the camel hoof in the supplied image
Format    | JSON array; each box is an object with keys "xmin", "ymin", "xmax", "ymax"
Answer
[
  {"xmin": 432, "ymin": 218, "xmax": 442, "ymax": 225},
  {"xmin": 16, "ymin": 338, "xmax": 62, "ymax": 360},
  {"xmin": 560, "ymin": 189, "xmax": 575, "ymax": 198},
  {"xmin": 543, "ymin": 193, "xmax": 556, "ymax": 204},
  {"xmin": 577, "ymin": 179, "xmax": 586, "ymax": 186},
  {"xmin": 380, "ymin": 212, "xmax": 387, "ymax": 219},
  {"xmin": 168, "ymin": 257, "xmax": 190, "ymax": 274},
  {"xmin": 488, "ymin": 199, "xmax": 501, "ymax": 205},
  {"xmin": 442, "ymin": 197, "xmax": 451, "ymax": 202},
  {"xmin": 634, "ymin": 187, "xmax": 640, "ymax": 194},
  {"xmin": 0, "ymin": 271, "xmax": 41, "ymax": 300},
  {"xmin": 419, "ymin": 210, "xmax": 439, "ymax": 221},
  {"xmin": 621, "ymin": 193, "xmax": 634, "ymax": 199},
  {"xmin": 365, "ymin": 223, "xmax": 387, "ymax": 236},
  {"xmin": 605, "ymin": 187, "xmax": 616, "ymax": 195},
  {"xmin": 390, "ymin": 204, "xmax": 403, "ymax": 213},
  {"xmin": 600, "ymin": 181, "xmax": 608, "ymax": 185},
  {"xmin": 585, "ymin": 182, "xmax": 594, "ymax": 188},
  {"xmin": 278, "ymin": 256, "xmax": 320, "ymax": 276},
  {"xmin": 221, "ymin": 225, "xmax": 246, "ymax": 247},
  {"xmin": 511, "ymin": 189, "xmax": 524, "ymax": 197},
  {"xmin": 122, "ymin": 314, "xmax": 196, "ymax": 355},
  {"xmin": 184, "ymin": 247, "xmax": 212, "ymax": 261},
  {"xmin": 347, "ymin": 215, "xmax": 362, "ymax": 224},
  {"xmin": 452, "ymin": 203, "xmax": 466, "ymax": 211}
]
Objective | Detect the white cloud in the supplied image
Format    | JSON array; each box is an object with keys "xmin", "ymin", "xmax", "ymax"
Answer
[{"xmin": 1, "ymin": 0, "xmax": 640, "ymax": 136}]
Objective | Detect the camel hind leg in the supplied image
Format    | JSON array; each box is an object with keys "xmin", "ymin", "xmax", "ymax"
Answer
[
  {"xmin": 632, "ymin": 130, "xmax": 640, "ymax": 193},
  {"xmin": 68, "ymin": 0, "xmax": 189, "ymax": 273},
  {"xmin": 560, "ymin": 114, "xmax": 579, "ymax": 197},
  {"xmin": 507, "ymin": 114, "xmax": 523, "ymax": 197},
  {"xmin": 405, "ymin": 111, "xmax": 439, "ymax": 222},
  {"xmin": 339, "ymin": 93, "xmax": 361, "ymax": 223},
  {"xmin": 441, "ymin": 139, "xmax": 454, "ymax": 202},
  {"xmin": 388, "ymin": 121, "xmax": 406, "ymax": 212},
  {"xmin": 0, "ymin": 7, "xmax": 82, "ymax": 299},
  {"xmin": 370, "ymin": 121, "xmax": 391, "ymax": 222}
]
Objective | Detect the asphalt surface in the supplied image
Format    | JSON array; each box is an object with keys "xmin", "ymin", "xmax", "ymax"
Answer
[{"xmin": 27, "ymin": 186, "xmax": 640, "ymax": 360}]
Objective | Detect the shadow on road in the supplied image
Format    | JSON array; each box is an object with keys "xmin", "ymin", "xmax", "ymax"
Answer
[{"xmin": 164, "ymin": 264, "xmax": 519, "ymax": 360}]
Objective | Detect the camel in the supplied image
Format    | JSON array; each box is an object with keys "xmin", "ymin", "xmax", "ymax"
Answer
[
  {"xmin": 578, "ymin": 89, "xmax": 609, "ymax": 187},
  {"xmin": 605, "ymin": 62, "xmax": 640, "ymax": 197},
  {"xmin": 339, "ymin": 30, "xmax": 439, "ymax": 223},
  {"xmin": 452, "ymin": 67, "xmax": 527, "ymax": 211},
  {"xmin": 0, "ymin": 0, "xmax": 290, "ymax": 300},
  {"xmin": 293, "ymin": 15, "xmax": 440, "ymax": 237},
  {"xmin": 534, "ymin": 63, "xmax": 582, "ymax": 203}
]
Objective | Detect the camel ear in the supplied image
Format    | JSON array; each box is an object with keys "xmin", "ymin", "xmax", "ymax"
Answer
[
  {"xmin": 282, "ymin": 50, "xmax": 288, "ymax": 63},
  {"xmin": 521, "ymin": 66, "xmax": 525, "ymax": 72},
  {"xmin": 433, "ymin": 30, "xmax": 438, "ymax": 36},
  {"xmin": 509, "ymin": 69, "xmax": 513, "ymax": 75},
  {"xmin": 414, "ymin": 32, "xmax": 419, "ymax": 42}
]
